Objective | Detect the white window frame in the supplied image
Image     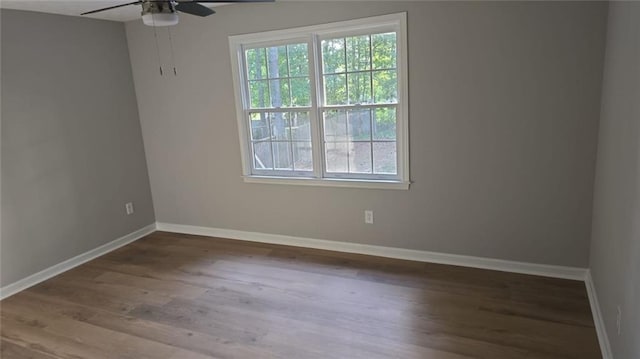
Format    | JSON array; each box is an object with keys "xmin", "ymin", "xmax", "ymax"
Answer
[{"xmin": 229, "ymin": 13, "xmax": 409, "ymax": 190}]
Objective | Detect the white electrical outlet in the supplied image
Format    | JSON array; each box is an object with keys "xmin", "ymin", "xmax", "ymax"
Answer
[
  {"xmin": 125, "ymin": 202, "xmax": 134, "ymax": 215},
  {"xmin": 616, "ymin": 305, "xmax": 622, "ymax": 335},
  {"xmin": 365, "ymin": 210, "xmax": 374, "ymax": 224}
]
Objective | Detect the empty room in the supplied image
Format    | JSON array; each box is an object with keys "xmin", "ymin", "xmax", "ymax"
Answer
[{"xmin": 0, "ymin": 0, "xmax": 638, "ymax": 358}]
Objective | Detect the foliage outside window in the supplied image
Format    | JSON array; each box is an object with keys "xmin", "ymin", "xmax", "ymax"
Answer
[{"xmin": 229, "ymin": 13, "xmax": 409, "ymax": 189}]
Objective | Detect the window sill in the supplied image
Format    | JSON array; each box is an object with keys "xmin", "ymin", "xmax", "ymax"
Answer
[{"xmin": 242, "ymin": 175, "xmax": 410, "ymax": 190}]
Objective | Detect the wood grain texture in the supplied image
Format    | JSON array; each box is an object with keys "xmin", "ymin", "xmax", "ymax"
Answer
[{"xmin": 0, "ymin": 231, "xmax": 601, "ymax": 358}]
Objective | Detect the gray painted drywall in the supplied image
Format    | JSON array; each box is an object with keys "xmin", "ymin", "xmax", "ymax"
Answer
[
  {"xmin": 0, "ymin": 10, "xmax": 155, "ymax": 287},
  {"xmin": 126, "ymin": 1, "xmax": 607, "ymax": 267},
  {"xmin": 589, "ymin": 2, "xmax": 640, "ymax": 358}
]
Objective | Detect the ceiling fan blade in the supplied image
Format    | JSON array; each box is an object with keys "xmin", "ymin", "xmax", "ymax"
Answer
[
  {"xmin": 176, "ymin": 0, "xmax": 274, "ymax": 2},
  {"xmin": 81, "ymin": 1, "xmax": 142, "ymax": 15},
  {"xmin": 175, "ymin": 2, "xmax": 216, "ymax": 17}
]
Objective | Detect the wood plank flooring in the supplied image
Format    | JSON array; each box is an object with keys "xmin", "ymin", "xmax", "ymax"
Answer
[{"xmin": 0, "ymin": 231, "xmax": 601, "ymax": 358}]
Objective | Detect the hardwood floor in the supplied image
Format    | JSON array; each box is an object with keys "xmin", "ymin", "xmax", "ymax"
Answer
[{"xmin": 1, "ymin": 231, "xmax": 601, "ymax": 358}]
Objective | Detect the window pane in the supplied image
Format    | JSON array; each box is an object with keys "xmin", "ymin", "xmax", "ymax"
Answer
[
  {"xmin": 347, "ymin": 109, "xmax": 371, "ymax": 141},
  {"xmin": 324, "ymin": 74, "xmax": 347, "ymax": 105},
  {"xmin": 265, "ymin": 46, "xmax": 286, "ymax": 79},
  {"xmin": 280, "ymin": 45, "xmax": 290, "ymax": 77},
  {"xmin": 288, "ymin": 43, "xmax": 309, "ymax": 76},
  {"xmin": 346, "ymin": 35, "xmax": 371, "ymax": 72},
  {"xmin": 245, "ymin": 48, "xmax": 267, "ymax": 80},
  {"xmin": 347, "ymin": 72, "xmax": 372, "ymax": 104},
  {"xmin": 253, "ymin": 141, "xmax": 273, "ymax": 169},
  {"xmin": 269, "ymin": 79, "xmax": 291, "ymax": 107},
  {"xmin": 373, "ymin": 141, "xmax": 397, "ymax": 174},
  {"xmin": 322, "ymin": 38, "xmax": 346, "ymax": 74},
  {"xmin": 250, "ymin": 112, "xmax": 270, "ymax": 140},
  {"xmin": 325, "ymin": 142, "xmax": 348, "ymax": 173},
  {"xmin": 290, "ymin": 77, "xmax": 310, "ymax": 107},
  {"xmin": 269, "ymin": 112, "xmax": 290, "ymax": 141},
  {"xmin": 323, "ymin": 110, "xmax": 347, "ymax": 142},
  {"xmin": 372, "ymin": 32, "xmax": 396, "ymax": 70},
  {"xmin": 373, "ymin": 107, "xmax": 396, "ymax": 140},
  {"xmin": 349, "ymin": 142, "xmax": 372, "ymax": 174},
  {"xmin": 249, "ymin": 80, "xmax": 269, "ymax": 108},
  {"xmin": 273, "ymin": 142, "xmax": 293, "ymax": 170},
  {"xmin": 290, "ymin": 112, "xmax": 311, "ymax": 140},
  {"xmin": 293, "ymin": 141, "xmax": 313, "ymax": 171},
  {"xmin": 373, "ymin": 70, "xmax": 397, "ymax": 104}
]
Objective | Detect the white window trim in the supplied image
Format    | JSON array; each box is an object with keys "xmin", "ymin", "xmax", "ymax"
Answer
[{"xmin": 229, "ymin": 12, "xmax": 409, "ymax": 190}]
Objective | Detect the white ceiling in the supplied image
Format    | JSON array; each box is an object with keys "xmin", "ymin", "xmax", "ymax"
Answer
[{"xmin": 0, "ymin": 0, "xmax": 222, "ymax": 22}]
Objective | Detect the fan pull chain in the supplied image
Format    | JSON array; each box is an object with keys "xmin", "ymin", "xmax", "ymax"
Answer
[
  {"xmin": 167, "ymin": 27, "xmax": 177, "ymax": 76},
  {"xmin": 151, "ymin": 14, "xmax": 163, "ymax": 76}
]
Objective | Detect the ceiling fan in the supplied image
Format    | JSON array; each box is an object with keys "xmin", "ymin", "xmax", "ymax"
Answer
[{"xmin": 82, "ymin": 0, "xmax": 274, "ymax": 26}]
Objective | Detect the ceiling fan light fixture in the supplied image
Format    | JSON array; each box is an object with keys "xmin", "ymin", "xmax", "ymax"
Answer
[
  {"xmin": 142, "ymin": 12, "xmax": 179, "ymax": 26},
  {"xmin": 81, "ymin": 0, "xmax": 274, "ymax": 24}
]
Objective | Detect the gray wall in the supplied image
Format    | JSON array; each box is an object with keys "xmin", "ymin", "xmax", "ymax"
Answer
[
  {"xmin": 126, "ymin": 1, "xmax": 607, "ymax": 267},
  {"xmin": 589, "ymin": 2, "xmax": 640, "ymax": 358},
  {"xmin": 0, "ymin": 10, "xmax": 155, "ymax": 286}
]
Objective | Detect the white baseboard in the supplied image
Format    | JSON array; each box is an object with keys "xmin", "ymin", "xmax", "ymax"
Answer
[
  {"xmin": 155, "ymin": 222, "xmax": 588, "ymax": 281},
  {"xmin": 0, "ymin": 223, "xmax": 157, "ymax": 300},
  {"xmin": 585, "ymin": 270, "xmax": 614, "ymax": 359}
]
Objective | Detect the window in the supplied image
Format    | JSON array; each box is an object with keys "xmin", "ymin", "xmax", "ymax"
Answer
[{"xmin": 229, "ymin": 13, "xmax": 409, "ymax": 189}]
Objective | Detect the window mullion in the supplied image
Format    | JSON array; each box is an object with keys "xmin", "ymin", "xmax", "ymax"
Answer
[
  {"xmin": 248, "ymin": 107, "xmax": 312, "ymax": 113},
  {"xmin": 286, "ymin": 45, "xmax": 292, "ymax": 104},
  {"xmin": 308, "ymin": 34, "xmax": 324, "ymax": 180},
  {"xmin": 369, "ymin": 108, "xmax": 374, "ymax": 173},
  {"xmin": 344, "ymin": 38, "xmax": 349, "ymax": 105},
  {"xmin": 345, "ymin": 109, "xmax": 350, "ymax": 173},
  {"xmin": 369, "ymin": 35, "xmax": 374, "ymax": 104},
  {"xmin": 267, "ymin": 113, "xmax": 275, "ymax": 170}
]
